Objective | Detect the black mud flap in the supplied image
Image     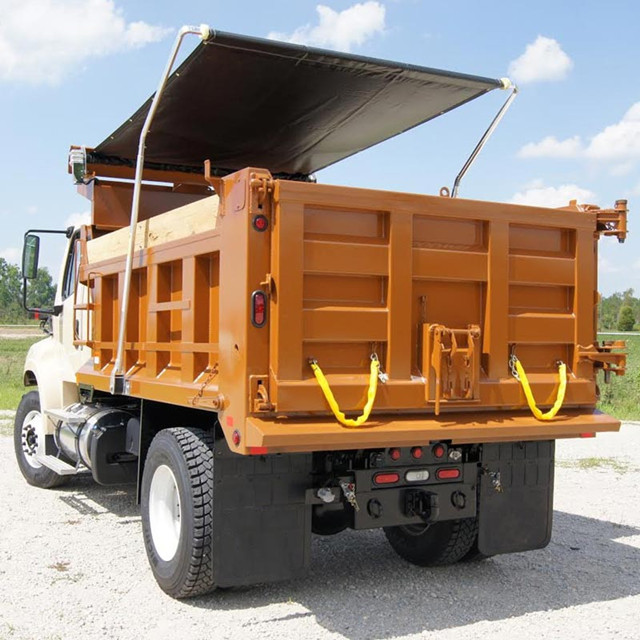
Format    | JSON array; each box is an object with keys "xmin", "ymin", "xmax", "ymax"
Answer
[
  {"xmin": 477, "ymin": 440, "xmax": 554, "ymax": 556},
  {"xmin": 212, "ymin": 443, "xmax": 312, "ymax": 588}
]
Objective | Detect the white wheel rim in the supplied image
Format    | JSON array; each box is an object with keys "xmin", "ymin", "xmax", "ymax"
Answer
[
  {"xmin": 21, "ymin": 410, "xmax": 43, "ymax": 469},
  {"xmin": 149, "ymin": 464, "xmax": 182, "ymax": 561}
]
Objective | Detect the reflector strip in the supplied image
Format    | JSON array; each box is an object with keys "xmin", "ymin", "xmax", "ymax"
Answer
[
  {"xmin": 249, "ymin": 446, "xmax": 268, "ymax": 455},
  {"xmin": 579, "ymin": 432, "xmax": 596, "ymax": 438},
  {"xmin": 374, "ymin": 472, "xmax": 400, "ymax": 485},
  {"xmin": 435, "ymin": 468, "xmax": 460, "ymax": 480}
]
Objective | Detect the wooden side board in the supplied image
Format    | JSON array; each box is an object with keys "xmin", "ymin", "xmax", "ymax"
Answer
[{"xmin": 86, "ymin": 195, "xmax": 220, "ymax": 263}]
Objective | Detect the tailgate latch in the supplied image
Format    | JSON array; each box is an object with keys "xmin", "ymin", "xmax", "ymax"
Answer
[{"xmin": 423, "ymin": 324, "xmax": 481, "ymax": 415}]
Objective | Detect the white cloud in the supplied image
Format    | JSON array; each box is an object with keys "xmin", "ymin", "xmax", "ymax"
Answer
[
  {"xmin": 0, "ymin": 0, "xmax": 171, "ymax": 85},
  {"xmin": 510, "ymin": 182, "xmax": 596, "ymax": 208},
  {"xmin": 65, "ymin": 212, "xmax": 91, "ymax": 228},
  {"xmin": 518, "ymin": 135, "xmax": 583, "ymax": 158},
  {"xmin": 508, "ymin": 36, "xmax": 573, "ymax": 84},
  {"xmin": 268, "ymin": 2, "xmax": 386, "ymax": 52},
  {"xmin": 27, "ymin": 205, "xmax": 38, "ymax": 215},
  {"xmin": 517, "ymin": 102, "xmax": 640, "ymax": 171},
  {"xmin": 0, "ymin": 247, "xmax": 21, "ymax": 263},
  {"xmin": 585, "ymin": 102, "xmax": 640, "ymax": 160}
]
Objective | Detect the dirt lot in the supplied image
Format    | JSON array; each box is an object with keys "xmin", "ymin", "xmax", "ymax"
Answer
[{"xmin": 1, "ymin": 421, "xmax": 639, "ymax": 640}]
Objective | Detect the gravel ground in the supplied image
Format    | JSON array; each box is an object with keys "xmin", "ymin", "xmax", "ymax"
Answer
[{"xmin": 1, "ymin": 419, "xmax": 639, "ymax": 640}]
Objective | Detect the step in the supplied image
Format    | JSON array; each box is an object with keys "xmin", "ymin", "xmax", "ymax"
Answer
[
  {"xmin": 44, "ymin": 408, "xmax": 85, "ymax": 426},
  {"xmin": 34, "ymin": 454, "xmax": 79, "ymax": 476}
]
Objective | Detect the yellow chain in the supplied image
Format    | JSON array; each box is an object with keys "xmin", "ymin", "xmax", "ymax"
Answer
[
  {"xmin": 510, "ymin": 355, "xmax": 567, "ymax": 421},
  {"xmin": 309, "ymin": 355, "xmax": 380, "ymax": 428}
]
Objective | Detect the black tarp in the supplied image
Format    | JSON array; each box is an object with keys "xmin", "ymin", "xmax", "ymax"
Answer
[{"xmin": 93, "ymin": 30, "xmax": 503, "ymax": 178}]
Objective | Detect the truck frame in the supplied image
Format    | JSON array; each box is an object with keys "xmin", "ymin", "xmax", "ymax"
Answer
[{"xmin": 14, "ymin": 26, "xmax": 628, "ymax": 597}]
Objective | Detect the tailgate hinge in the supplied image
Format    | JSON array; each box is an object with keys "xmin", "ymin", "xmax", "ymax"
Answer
[{"xmin": 577, "ymin": 341, "xmax": 626, "ymax": 382}]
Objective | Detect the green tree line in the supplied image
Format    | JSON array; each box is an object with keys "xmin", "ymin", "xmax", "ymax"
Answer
[
  {"xmin": 599, "ymin": 289, "xmax": 639, "ymax": 332},
  {"xmin": 0, "ymin": 258, "xmax": 56, "ymax": 323}
]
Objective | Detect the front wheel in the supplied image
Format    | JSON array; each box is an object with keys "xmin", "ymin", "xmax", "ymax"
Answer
[
  {"xmin": 384, "ymin": 518, "xmax": 477, "ymax": 566},
  {"xmin": 141, "ymin": 427, "xmax": 216, "ymax": 598},
  {"xmin": 13, "ymin": 390, "xmax": 68, "ymax": 489}
]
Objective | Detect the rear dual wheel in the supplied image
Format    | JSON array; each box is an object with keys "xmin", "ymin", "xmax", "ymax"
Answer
[{"xmin": 141, "ymin": 427, "xmax": 216, "ymax": 598}]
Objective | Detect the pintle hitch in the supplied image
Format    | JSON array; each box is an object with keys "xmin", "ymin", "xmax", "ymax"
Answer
[{"xmin": 404, "ymin": 489, "xmax": 440, "ymax": 522}]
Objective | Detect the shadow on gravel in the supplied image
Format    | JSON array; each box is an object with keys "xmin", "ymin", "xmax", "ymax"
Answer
[
  {"xmin": 54, "ymin": 476, "xmax": 139, "ymax": 520},
  {"xmin": 183, "ymin": 511, "xmax": 640, "ymax": 639}
]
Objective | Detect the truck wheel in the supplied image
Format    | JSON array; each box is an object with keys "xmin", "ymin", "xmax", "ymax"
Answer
[
  {"xmin": 384, "ymin": 518, "xmax": 477, "ymax": 566},
  {"xmin": 13, "ymin": 390, "xmax": 68, "ymax": 489},
  {"xmin": 141, "ymin": 427, "xmax": 216, "ymax": 598}
]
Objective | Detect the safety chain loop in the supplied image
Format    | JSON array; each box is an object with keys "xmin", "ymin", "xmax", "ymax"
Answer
[
  {"xmin": 308, "ymin": 354, "xmax": 380, "ymax": 428},
  {"xmin": 510, "ymin": 355, "xmax": 567, "ymax": 421}
]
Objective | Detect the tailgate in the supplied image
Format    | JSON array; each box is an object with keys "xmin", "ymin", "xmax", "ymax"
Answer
[{"xmin": 268, "ymin": 180, "xmax": 605, "ymax": 416}]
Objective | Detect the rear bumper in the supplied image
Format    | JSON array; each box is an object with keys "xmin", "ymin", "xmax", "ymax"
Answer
[{"xmin": 245, "ymin": 409, "xmax": 620, "ymax": 453}]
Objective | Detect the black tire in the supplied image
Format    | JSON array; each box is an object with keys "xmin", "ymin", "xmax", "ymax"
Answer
[
  {"xmin": 141, "ymin": 427, "xmax": 216, "ymax": 598},
  {"xmin": 384, "ymin": 518, "xmax": 477, "ymax": 567},
  {"xmin": 14, "ymin": 390, "xmax": 69, "ymax": 489}
]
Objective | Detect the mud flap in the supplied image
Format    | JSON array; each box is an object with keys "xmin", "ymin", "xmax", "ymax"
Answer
[
  {"xmin": 477, "ymin": 440, "xmax": 554, "ymax": 556},
  {"xmin": 212, "ymin": 442, "xmax": 312, "ymax": 587}
]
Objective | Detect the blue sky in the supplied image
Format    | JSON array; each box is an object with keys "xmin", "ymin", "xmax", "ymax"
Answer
[{"xmin": 0, "ymin": 0, "xmax": 638, "ymax": 294}]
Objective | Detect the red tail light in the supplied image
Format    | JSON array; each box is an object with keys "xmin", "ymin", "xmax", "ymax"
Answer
[
  {"xmin": 374, "ymin": 472, "xmax": 400, "ymax": 485},
  {"xmin": 389, "ymin": 448, "xmax": 401, "ymax": 461},
  {"xmin": 435, "ymin": 468, "xmax": 460, "ymax": 480},
  {"xmin": 251, "ymin": 290, "xmax": 267, "ymax": 327}
]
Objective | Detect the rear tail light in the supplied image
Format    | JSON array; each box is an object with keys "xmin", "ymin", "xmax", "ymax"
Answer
[
  {"xmin": 389, "ymin": 448, "xmax": 401, "ymax": 461},
  {"xmin": 432, "ymin": 444, "xmax": 445, "ymax": 459},
  {"xmin": 411, "ymin": 446, "xmax": 423, "ymax": 459},
  {"xmin": 252, "ymin": 214, "xmax": 269, "ymax": 231},
  {"xmin": 435, "ymin": 467, "xmax": 460, "ymax": 480},
  {"xmin": 251, "ymin": 290, "xmax": 267, "ymax": 327},
  {"xmin": 373, "ymin": 472, "xmax": 400, "ymax": 485}
]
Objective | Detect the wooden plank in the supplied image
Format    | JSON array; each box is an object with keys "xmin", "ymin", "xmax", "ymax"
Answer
[
  {"xmin": 86, "ymin": 195, "xmax": 220, "ymax": 263},
  {"xmin": 412, "ymin": 248, "xmax": 487, "ymax": 281}
]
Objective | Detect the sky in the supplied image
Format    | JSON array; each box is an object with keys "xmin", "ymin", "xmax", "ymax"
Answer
[{"xmin": 0, "ymin": 0, "xmax": 638, "ymax": 295}]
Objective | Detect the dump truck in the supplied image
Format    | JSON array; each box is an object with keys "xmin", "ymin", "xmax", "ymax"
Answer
[{"xmin": 15, "ymin": 26, "xmax": 628, "ymax": 598}]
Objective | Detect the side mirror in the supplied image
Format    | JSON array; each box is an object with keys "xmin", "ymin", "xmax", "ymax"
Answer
[{"xmin": 22, "ymin": 234, "xmax": 40, "ymax": 280}]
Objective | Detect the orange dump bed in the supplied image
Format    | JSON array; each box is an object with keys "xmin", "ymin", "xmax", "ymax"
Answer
[{"xmin": 77, "ymin": 167, "xmax": 626, "ymax": 453}]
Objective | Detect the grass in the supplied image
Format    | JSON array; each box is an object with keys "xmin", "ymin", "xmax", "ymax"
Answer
[
  {"xmin": 557, "ymin": 457, "xmax": 632, "ymax": 473},
  {"xmin": 597, "ymin": 334, "xmax": 640, "ymax": 420},
  {"xmin": 0, "ymin": 337, "xmax": 42, "ymax": 411}
]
